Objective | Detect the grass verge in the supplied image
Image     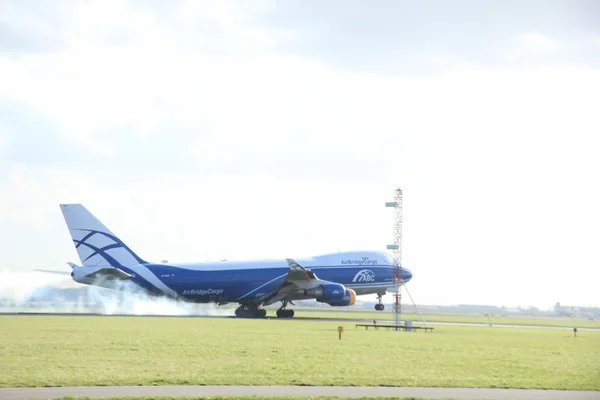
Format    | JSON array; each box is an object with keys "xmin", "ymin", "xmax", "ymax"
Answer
[
  {"xmin": 291, "ymin": 308, "xmax": 600, "ymax": 328},
  {"xmin": 0, "ymin": 315, "xmax": 598, "ymax": 389}
]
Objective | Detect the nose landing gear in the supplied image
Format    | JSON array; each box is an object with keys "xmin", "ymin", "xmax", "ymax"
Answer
[{"xmin": 375, "ymin": 293, "xmax": 385, "ymax": 311}]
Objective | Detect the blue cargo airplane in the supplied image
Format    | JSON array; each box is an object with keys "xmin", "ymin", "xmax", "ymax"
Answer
[{"xmin": 51, "ymin": 204, "xmax": 412, "ymax": 318}]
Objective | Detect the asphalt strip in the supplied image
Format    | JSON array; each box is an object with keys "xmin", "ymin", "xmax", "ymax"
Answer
[
  {"xmin": 1, "ymin": 312, "xmax": 599, "ymax": 331},
  {"xmin": 0, "ymin": 386, "xmax": 598, "ymax": 400}
]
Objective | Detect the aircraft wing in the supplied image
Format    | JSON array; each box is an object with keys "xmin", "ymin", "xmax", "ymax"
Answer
[
  {"xmin": 285, "ymin": 259, "xmax": 318, "ymax": 285},
  {"xmin": 260, "ymin": 258, "xmax": 321, "ymax": 306}
]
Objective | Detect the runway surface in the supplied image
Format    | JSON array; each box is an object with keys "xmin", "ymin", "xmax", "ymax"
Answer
[
  {"xmin": 1, "ymin": 386, "xmax": 599, "ymax": 400},
  {"xmin": 2, "ymin": 311, "xmax": 599, "ymax": 331}
]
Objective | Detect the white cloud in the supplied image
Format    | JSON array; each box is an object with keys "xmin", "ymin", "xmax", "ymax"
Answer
[
  {"xmin": 1, "ymin": 1, "xmax": 599, "ymax": 309},
  {"xmin": 516, "ymin": 33, "xmax": 558, "ymax": 54},
  {"xmin": 0, "ymin": 130, "xmax": 8, "ymax": 157}
]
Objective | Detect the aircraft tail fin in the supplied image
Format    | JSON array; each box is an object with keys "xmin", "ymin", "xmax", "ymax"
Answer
[{"xmin": 59, "ymin": 204, "xmax": 147, "ymax": 267}]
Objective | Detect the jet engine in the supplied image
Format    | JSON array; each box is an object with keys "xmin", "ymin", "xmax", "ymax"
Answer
[
  {"xmin": 303, "ymin": 282, "xmax": 346, "ymax": 303},
  {"xmin": 327, "ymin": 288, "xmax": 356, "ymax": 307}
]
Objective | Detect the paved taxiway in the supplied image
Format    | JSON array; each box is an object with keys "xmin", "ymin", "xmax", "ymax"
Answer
[
  {"xmin": 1, "ymin": 385, "xmax": 598, "ymax": 400},
  {"xmin": 2, "ymin": 311, "xmax": 599, "ymax": 331}
]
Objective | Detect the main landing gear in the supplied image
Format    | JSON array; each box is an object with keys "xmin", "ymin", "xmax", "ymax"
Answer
[
  {"xmin": 375, "ymin": 293, "xmax": 385, "ymax": 311},
  {"xmin": 276, "ymin": 301, "xmax": 295, "ymax": 318},
  {"xmin": 235, "ymin": 304, "xmax": 267, "ymax": 318}
]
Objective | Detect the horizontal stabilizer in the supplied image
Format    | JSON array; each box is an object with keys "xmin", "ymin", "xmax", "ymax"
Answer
[
  {"xmin": 34, "ymin": 269, "xmax": 72, "ymax": 276},
  {"xmin": 87, "ymin": 267, "xmax": 134, "ymax": 280}
]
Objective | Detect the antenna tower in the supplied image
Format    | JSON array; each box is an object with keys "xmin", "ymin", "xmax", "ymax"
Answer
[{"xmin": 385, "ymin": 187, "xmax": 403, "ymax": 330}]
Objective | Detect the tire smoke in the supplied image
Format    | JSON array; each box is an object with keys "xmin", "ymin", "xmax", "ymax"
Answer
[{"xmin": 0, "ymin": 270, "xmax": 232, "ymax": 316}]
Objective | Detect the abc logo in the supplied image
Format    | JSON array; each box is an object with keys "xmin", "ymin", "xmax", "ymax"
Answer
[{"xmin": 352, "ymin": 269, "xmax": 376, "ymax": 283}]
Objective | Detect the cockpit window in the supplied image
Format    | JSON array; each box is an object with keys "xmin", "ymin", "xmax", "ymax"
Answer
[{"xmin": 384, "ymin": 253, "xmax": 396, "ymax": 265}]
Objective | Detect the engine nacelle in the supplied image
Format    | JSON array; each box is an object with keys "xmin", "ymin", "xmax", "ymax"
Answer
[
  {"xmin": 304, "ymin": 282, "xmax": 346, "ymax": 303},
  {"xmin": 327, "ymin": 288, "xmax": 356, "ymax": 307}
]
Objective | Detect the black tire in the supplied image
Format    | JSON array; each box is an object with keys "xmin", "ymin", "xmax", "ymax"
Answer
[
  {"xmin": 276, "ymin": 309, "xmax": 294, "ymax": 318},
  {"xmin": 256, "ymin": 309, "xmax": 267, "ymax": 318}
]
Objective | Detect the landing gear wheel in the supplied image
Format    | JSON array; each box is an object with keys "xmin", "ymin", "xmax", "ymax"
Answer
[
  {"xmin": 276, "ymin": 309, "xmax": 294, "ymax": 318},
  {"xmin": 235, "ymin": 305, "xmax": 266, "ymax": 318},
  {"xmin": 276, "ymin": 301, "xmax": 294, "ymax": 318},
  {"xmin": 255, "ymin": 308, "xmax": 267, "ymax": 318},
  {"xmin": 375, "ymin": 293, "xmax": 385, "ymax": 311}
]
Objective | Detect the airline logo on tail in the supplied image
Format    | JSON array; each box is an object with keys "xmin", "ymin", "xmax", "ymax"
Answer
[
  {"xmin": 72, "ymin": 229, "xmax": 145, "ymax": 267},
  {"xmin": 60, "ymin": 204, "xmax": 147, "ymax": 268},
  {"xmin": 352, "ymin": 269, "xmax": 375, "ymax": 283}
]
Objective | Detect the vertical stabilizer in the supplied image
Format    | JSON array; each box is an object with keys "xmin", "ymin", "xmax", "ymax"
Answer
[{"xmin": 59, "ymin": 204, "xmax": 147, "ymax": 267}]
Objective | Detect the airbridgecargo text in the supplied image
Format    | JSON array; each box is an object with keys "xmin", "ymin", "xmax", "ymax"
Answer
[
  {"xmin": 341, "ymin": 256, "xmax": 377, "ymax": 266},
  {"xmin": 181, "ymin": 289, "xmax": 224, "ymax": 296}
]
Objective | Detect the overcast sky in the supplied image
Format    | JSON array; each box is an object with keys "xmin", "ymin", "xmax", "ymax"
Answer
[{"xmin": 1, "ymin": 0, "xmax": 599, "ymax": 309}]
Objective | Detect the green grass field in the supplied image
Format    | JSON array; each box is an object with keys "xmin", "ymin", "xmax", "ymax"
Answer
[{"xmin": 1, "ymin": 315, "xmax": 599, "ymax": 390}]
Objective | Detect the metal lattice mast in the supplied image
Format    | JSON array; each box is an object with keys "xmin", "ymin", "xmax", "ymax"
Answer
[{"xmin": 386, "ymin": 188, "xmax": 403, "ymax": 330}]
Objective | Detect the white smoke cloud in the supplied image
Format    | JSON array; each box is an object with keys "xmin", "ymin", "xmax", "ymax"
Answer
[
  {"xmin": 0, "ymin": 270, "xmax": 233, "ymax": 316},
  {"xmin": 0, "ymin": 270, "xmax": 67, "ymax": 305}
]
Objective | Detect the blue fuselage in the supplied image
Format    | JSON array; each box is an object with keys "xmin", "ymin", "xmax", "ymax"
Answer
[{"xmin": 112, "ymin": 262, "xmax": 412, "ymax": 304}]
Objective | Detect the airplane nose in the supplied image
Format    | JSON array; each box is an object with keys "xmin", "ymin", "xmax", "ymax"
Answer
[{"xmin": 402, "ymin": 268, "xmax": 412, "ymax": 282}]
